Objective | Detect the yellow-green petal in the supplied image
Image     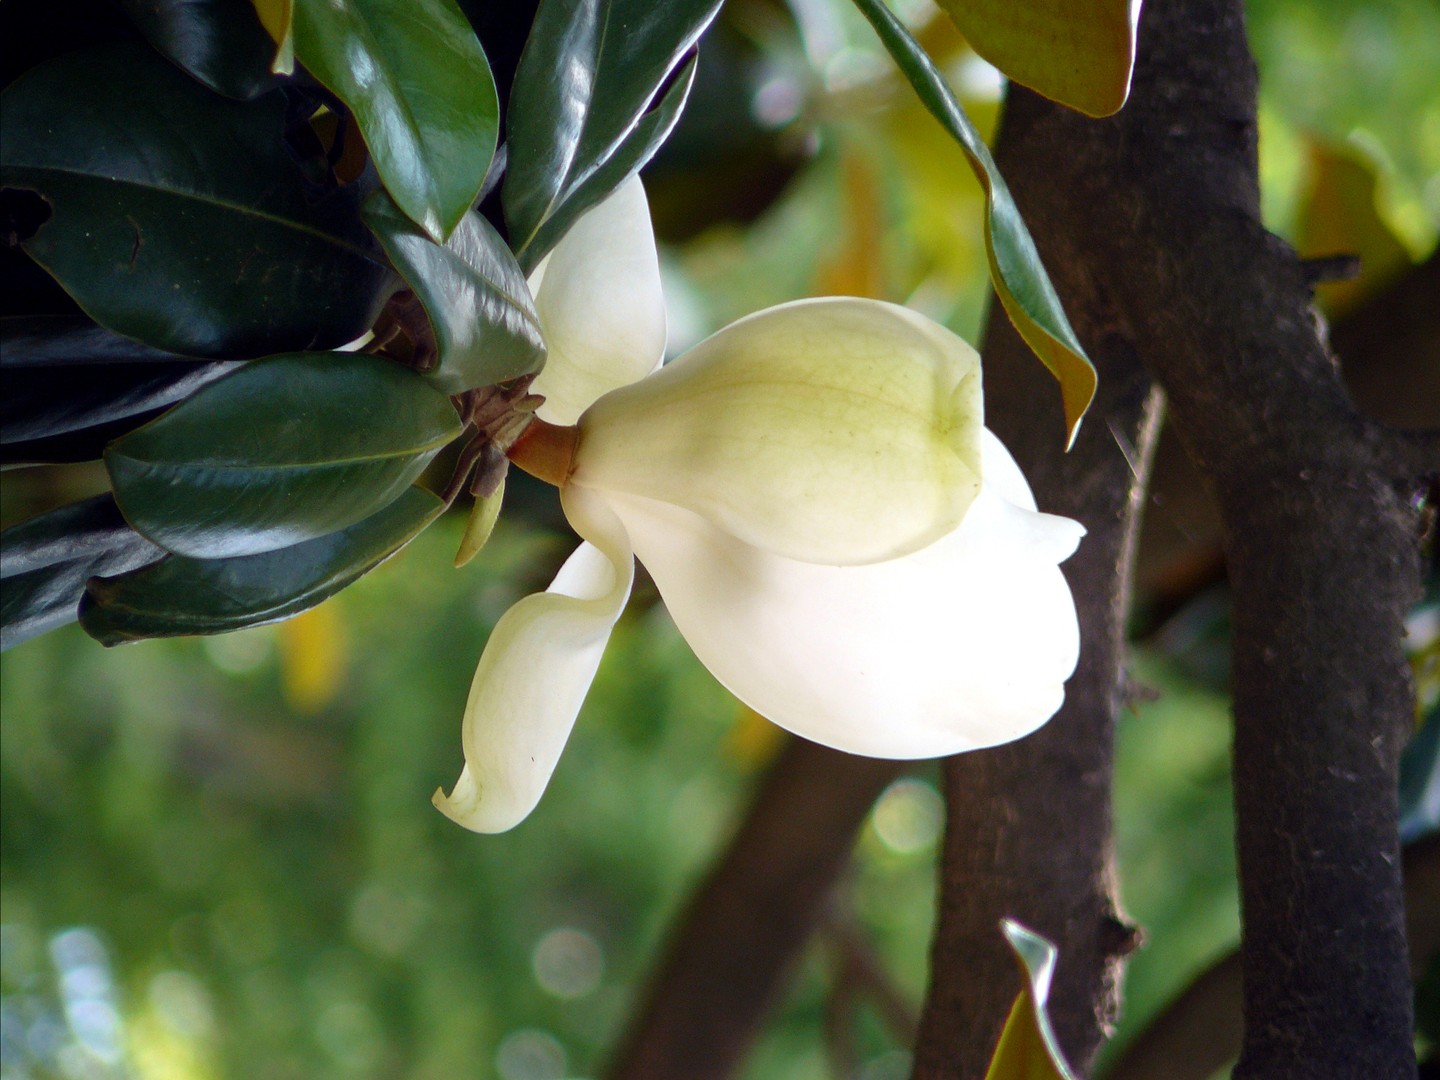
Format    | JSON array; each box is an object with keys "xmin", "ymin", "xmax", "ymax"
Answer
[{"xmin": 574, "ymin": 297, "xmax": 984, "ymax": 567}]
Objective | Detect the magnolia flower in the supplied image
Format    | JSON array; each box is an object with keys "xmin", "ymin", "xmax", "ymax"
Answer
[{"xmin": 434, "ymin": 178, "xmax": 1084, "ymax": 833}]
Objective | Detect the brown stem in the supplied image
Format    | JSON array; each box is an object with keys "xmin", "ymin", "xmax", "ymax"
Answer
[
  {"xmin": 605, "ymin": 739, "xmax": 906, "ymax": 1080},
  {"xmin": 507, "ymin": 416, "xmax": 577, "ymax": 487}
]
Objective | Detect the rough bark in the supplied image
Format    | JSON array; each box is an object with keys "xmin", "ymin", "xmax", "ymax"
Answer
[
  {"xmin": 911, "ymin": 221, "xmax": 1160, "ymax": 1074},
  {"xmin": 1107, "ymin": 834, "xmax": 1440, "ymax": 1080},
  {"xmin": 605, "ymin": 738, "xmax": 905, "ymax": 1080},
  {"xmin": 914, "ymin": 0, "xmax": 1433, "ymax": 1076}
]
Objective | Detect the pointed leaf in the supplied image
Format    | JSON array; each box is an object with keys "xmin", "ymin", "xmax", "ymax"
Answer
[
  {"xmin": 1, "ymin": 44, "xmax": 395, "ymax": 360},
  {"xmin": 519, "ymin": 55, "xmax": 698, "ymax": 274},
  {"xmin": 249, "ymin": 0, "xmax": 295, "ymax": 74},
  {"xmin": 852, "ymin": 0, "xmax": 1096, "ymax": 444},
  {"xmin": 291, "ymin": 0, "xmax": 498, "ymax": 241},
  {"xmin": 454, "ymin": 476, "xmax": 505, "ymax": 568},
  {"xmin": 363, "ymin": 194, "xmax": 545, "ymax": 393},
  {"xmin": 984, "ymin": 921, "xmax": 1079, "ymax": 1080},
  {"xmin": 2, "ymin": 316, "xmax": 240, "ymax": 451},
  {"xmin": 106, "ymin": 353, "xmax": 461, "ymax": 559},
  {"xmin": 1, "ymin": 495, "xmax": 164, "ymax": 651},
  {"xmin": 80, "ymin": 485, "xmax": 443, "ymax": 645},
  {"xmin": 119, "ymin": 0, "xmax": 285, "ymax": 100},
  {"xmin": 934, "ymin": 0, "xmax": 1140, "ymax": 119},
  {"xmin": 503, "ymin": 0, "xmax": 721, "ymax": 267}
]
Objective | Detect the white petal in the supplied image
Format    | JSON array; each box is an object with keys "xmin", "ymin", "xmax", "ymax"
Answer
[
  {"xmin": 602, "ymin": 430, "xmax": 1084, "ymax": 759},
  {"xmin": 574, "ymin": 297, "xmax": 984, "ymax": 566},
  {"xmin": 528, "ymin": 177, "xmax": 667, "ymax": 425},
  {"xmin": 433, "ymin": 487, "xmax": 635, "ymax": 832}
]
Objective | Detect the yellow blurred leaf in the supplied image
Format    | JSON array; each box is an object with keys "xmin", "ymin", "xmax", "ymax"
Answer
[
  {"xmin": 813, "ymin": 151, "xmax": 888, "ymax": 299},
  {"xmin": 984, "ymin": 920, "xmax": 1078, "ymax": 1080},
  {"xmin": 936, "ymin": 0, "xmax": 1140, "ymax": 118},
  {"xmin": 724, "ymin": 705, "xmax": 786, "ymax": 769},
  {"xmin": 277, "ymin": 602, "xmax": 347, "ymax": 713},
  {"xmin": 1296, "ymin": 140, "xmax": 1413, "ymax": 318},
  {"xmin": 249, "ymin": 0, "xmax": 295, "ymax": 76}
]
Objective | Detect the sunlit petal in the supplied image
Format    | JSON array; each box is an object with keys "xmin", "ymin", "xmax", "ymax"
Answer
[
  {"xmin": 433, "ymin": 487, "xmax": 634, "ymax": 832},
  {"xmin": 601, "ymin": 431, "xmax": 1083, "ymax": 759},
  {"xmin": 528, "ymin": 177, "xmax": 667, "ymax": 425},
  {"xmin": 574, "ymin": 298, "xmax": 984, "ymax": 566}
]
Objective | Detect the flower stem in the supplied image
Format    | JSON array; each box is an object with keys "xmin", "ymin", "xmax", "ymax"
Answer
[{"xmin": 508, "ymin": 418, "xmax": 578, "ymax": 487}]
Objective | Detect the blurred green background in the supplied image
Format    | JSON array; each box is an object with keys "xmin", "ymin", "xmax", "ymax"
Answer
[{"xmin": 3, "ymin": 0, "xmax": 1436, "ymax": 1077}]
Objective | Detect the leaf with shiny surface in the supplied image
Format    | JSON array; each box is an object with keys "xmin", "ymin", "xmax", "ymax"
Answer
[
  {"xmin": 292, "ymin": 0, "xmax": 498, "ymax": 241},
  {"xmin": 120, "ymin": 0, "xmax": 284, "ymax": 99},
  {"xmin": 935, "ymin": 0, "xmax": 1140, "ymax": 118},
  {"xmin": 1, "ymin": 495, "xmax": 164, "ymax": 651},
  {"xmin": 502, "ymin": 0, "xmax": 720, "ymax": 267},
  {"xmin": 852, "ymin": 0, "xmax": 1097, "ymax": 443},
  {"xmin": 106, "ymin": 353, "xmax": 461, "ymax": 559},
  {"xmin": 80, "ymin": 486, "xmax": 444, "ymax": 645},
  {"xmin": 0, "ymin": 45, "xmax": 396, "ymax": 359},
  {"xmin": 1, "ymin": 316, "xmax": 240, "ymax": 451},
  {"xmin": 364, "ymin": 195, "xmax": 544, "ymax": 394}
]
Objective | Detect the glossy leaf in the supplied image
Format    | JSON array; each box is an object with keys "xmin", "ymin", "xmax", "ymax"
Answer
[
  {"xmin": 1, "ymin": 495, "xmax": 164, "ymax": 651},
  {"xmin": 1, "ymin": 44, "xmax": 395, "ymax": 359},
  {"xmin": 984, "ymin": 921, "xmax": 1078, "ymax": 1080},
  {"xmin": 106, "ymin": 353, "xmax": 462, "ymax": 559},
  {"xmin": 291, "ymin": 0, "xmax": 498, "ymax": 241},
  {"xmin": 934, "ymin": 0, "xmax": 1140, "ymax": 119},
  {"xmin": 853, "ymin": 0, "xmax": 1097, "ymax": 444},
  {"xmin": 364, "ymin": 194, "xmax": 545, "ymax": 393},
  {"xmin": 80, "ymin": 485, "xmax": 443, "ymax": 645},
  {"xmin": 119, "ymin": 0, "xmax": 284, "ymax": 100},
  {"xmin": 503, "ymin": 0, "xmax": 721, "ymax": 267},
  {"xmin": 1, "ymin": 316, "xmax": 240, "ymax": 451}
]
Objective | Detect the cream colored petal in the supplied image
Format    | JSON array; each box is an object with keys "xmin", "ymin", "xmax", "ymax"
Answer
[
  {"xmin": 603, "ymin": 430, "xmax": 1083, "ymax": 759},
  {"xmin": 574, "ymin": 297, "xmax": 984, "ymax": 567},
  {"xmin": 528, "ymin": 177, "xmax": 667, "ymax": 425},
  {"xmin": 433, "ymin": 487, "xmax": 634, "ymax": 832}
]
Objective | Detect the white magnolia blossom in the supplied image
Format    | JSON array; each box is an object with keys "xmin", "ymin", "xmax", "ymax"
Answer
[{"xmin": 434, "ymin": 178, "xmax": 1085, "ymax": 833}]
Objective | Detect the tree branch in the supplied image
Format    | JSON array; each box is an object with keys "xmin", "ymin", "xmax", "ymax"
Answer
[
  {"xmin": 605, "ymin": 738, "xmax": 905, "ymax": 1080},
  {"xmin": 952, "ymin": 0, "xmax": 1427, "ymax": 1074},
  {"xmin": 912, "ymin": 144, "xmax": 1161, "ymax": 1080}
]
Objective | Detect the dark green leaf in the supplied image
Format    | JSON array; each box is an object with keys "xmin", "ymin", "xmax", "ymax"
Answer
[
  {"xmin": 106, "ymin": 352, "xmax": 462, "ymax": 559},
  {"xmin": 291, "ymin": 0, "xmax": 498, "ymax": 241},
  {"xmin": 363, "ymin": 194, "xmax": 544, "ymax": 394},
  {"xmin": 503, "ymin": 0, "xmax": 721, "ymax": 268},
  {"xmin": 1, "ymin": 495, "xmax": 164, "ymax": 651},
  {"xmin": 80, "ymin": 485, "xmax": 444, "ymax": 645},
  {"xmin": 1, "ymin": 44, "xmax": 396, "ymax": 359},
  {"xmin": 518, "ymin": 54, "xmax": 698, "ymax": 271},
  {"xmin": 119, "ymin": 0, "xmax": 285, "ymax": 100},
  {"xmin": 852, "ymin": 0, "xmax": 1097, "ymax": 444},
  {"xmin": 2, "ymin": 315, "xmax": 240, "ymax": 449}
]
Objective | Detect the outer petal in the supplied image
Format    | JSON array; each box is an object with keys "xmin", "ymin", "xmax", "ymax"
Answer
[
  {"xmin": 602, "ymin": 430, "xmax": 1083, "ymax": 759},
  {"xmin": 527, "ymin": 177, "xmax": 666, "ymax": 425},
  {"xmin": 574, "ymin": 297, "xmax": 984, "ymax": 567},
  {"xmin": 433, "ymin": 487, "xmax": 634, "ymax": 832}
]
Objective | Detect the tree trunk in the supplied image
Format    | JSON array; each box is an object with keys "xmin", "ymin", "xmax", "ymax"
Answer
[{"xmin": 915, "ymin": 0, "xmax": 1432, "ymax": 1076}]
